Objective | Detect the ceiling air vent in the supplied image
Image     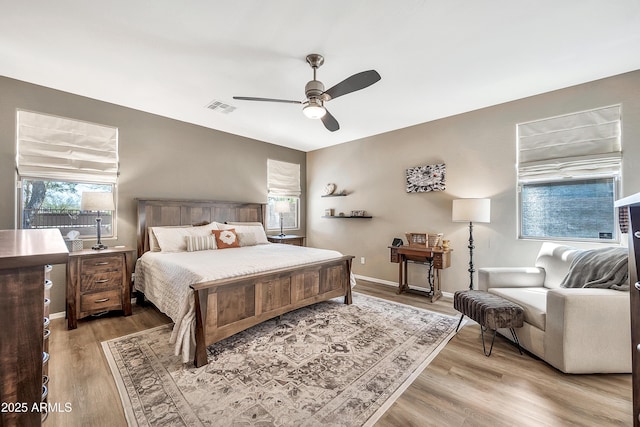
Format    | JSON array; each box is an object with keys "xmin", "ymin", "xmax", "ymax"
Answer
[{"xmin": 206, "ymin": 100, "xmax": 236, "ymax": 114}]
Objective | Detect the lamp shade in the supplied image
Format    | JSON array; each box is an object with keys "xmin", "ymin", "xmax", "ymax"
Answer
[
  {"xmin": 81, "ymin": 192, "xmax": 115, "ymax": 212},
  {"xmin": 452, "ymin": 198, "xmax": 491, "ymax": 223},
  {"xmin": 274, "ymin": 200, "xmax": 290, "ymax": 214}
]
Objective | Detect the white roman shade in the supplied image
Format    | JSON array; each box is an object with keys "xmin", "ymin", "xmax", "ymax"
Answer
[
  {"xmin": 267, "ymin": 159, "xmax": 300, "ymax": 197},
  {"xmin": 517, "ymin": 105, "xmax": 621, "ymax": 181},
  {"xmin": 16, "ymin": 110, "xmax": 119, "ymax": 183}
]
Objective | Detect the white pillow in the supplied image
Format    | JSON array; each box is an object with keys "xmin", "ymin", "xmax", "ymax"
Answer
[
  {"xmin": 219, "ymin": 223, "xmax": 268, "ymax": 244},
  {"xmin": 152, "ymin": 223, "xmax": 219, "ymax": 252},
  {"xmin": 148, "ymin": 225, "xmax": 191, "ymax": 252}
]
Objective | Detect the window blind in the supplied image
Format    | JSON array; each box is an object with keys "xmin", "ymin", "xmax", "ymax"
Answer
[
  {"xmin": 16, "ymin": 110, "xmax": 119, "ymax": 183},
  {"xmin": 517, "ymin": 105, "xmax": 621, "ymax": 181},
  {"xmin": 267, "ymin": 159, "xmax": 300, "ymax": 197}
]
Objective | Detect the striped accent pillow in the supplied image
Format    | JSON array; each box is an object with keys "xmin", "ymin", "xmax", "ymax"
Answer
[{"xmin": 185, "ymin": 235, "xmax": 217, "ymax": 252}]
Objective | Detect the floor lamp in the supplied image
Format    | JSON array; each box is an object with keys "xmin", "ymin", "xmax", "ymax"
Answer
[
  {"xmin": 81, "ymin": 192, "xmax": 115, "ymax": 250},
  {"xmin": 452, "ymin": 198, "xmax": 491, "ymax": 289}
]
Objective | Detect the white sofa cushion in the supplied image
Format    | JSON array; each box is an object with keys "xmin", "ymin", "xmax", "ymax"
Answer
[
  {"xmin": 489, "ymin": 287, "xmax": 548, "ymax": 331},
  {"xmin": 534, "ymin": 243, "xmax": 581, "ymax": 289}
]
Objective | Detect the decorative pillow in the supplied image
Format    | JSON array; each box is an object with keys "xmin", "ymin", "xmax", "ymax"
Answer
[
  {"xmin": 152, "ymin": 223, "xmax": 219, "ymax": 252},
  {"xmin": 212, "ymin": 229, "xmax": 240, "ymax": 249},
  {"xmin": 237, "ymin": 232, "xmax": 258, "ymax": 247},
  {"xmin": 218, "ymin": 223, "xmax": 269, "ymax": 245},
  {"xmin": 186, "ymin": 235, "xmax": 217, "ymax": 252}
]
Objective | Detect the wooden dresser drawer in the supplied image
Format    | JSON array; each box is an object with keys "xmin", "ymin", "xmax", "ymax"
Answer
[
  {"xmin": 81, "ymin": 255, "xmax": 123, "ymax": 274},
  {"xmin": 80, "ymin": 289, "xmax": 122, "ymax": 312},
  {"xmin": 80, "ymin": 271, "xmax": 123, "ymax": 292}
]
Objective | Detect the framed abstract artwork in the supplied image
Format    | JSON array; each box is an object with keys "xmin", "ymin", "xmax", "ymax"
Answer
[{"xmin": 406, "ymin": 163, "xmax": 446, "ymax": 193}]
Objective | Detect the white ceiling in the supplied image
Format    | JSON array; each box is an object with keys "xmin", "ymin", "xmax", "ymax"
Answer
[{"xmin": 1, "ymin": 1, "xmax": 639, "ymax": 152}]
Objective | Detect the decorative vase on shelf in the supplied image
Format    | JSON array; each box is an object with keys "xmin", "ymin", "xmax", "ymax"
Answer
[{"xmin": 322, "ymin": 183, "xmax": 336, "ymax": 196}]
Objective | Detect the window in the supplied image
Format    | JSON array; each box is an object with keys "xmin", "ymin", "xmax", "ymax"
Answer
[
  {"xmin": 21, "ymin": 179, "xmax": 115, "ymax": 237},
  {"xmin": 266, "ymin": 159, "xmax": 300, "ymax": 232},
  {"xmin": 517, "ymin": 105, "xmax": 621, "ymax": 242},
  {"xmin": 520, "ymin": 178, "xmax": 616, "ymax": 240},
  {"xmin": 16, "ymin": 111, "xmax": 118, "ymax": 239}
]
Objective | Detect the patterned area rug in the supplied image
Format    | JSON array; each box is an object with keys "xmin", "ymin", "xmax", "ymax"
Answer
[{"xmin": 102, "ymin": 293, "xmax": 459, "ymax": 426}]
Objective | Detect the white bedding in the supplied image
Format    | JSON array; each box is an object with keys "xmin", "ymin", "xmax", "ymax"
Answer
[{"xmin": 134, "ymin": 243, "xmax": 348, "ymax": 362}]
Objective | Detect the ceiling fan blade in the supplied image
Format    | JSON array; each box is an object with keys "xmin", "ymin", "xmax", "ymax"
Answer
[
  {"xmin": 323, "ymin": 70, "xmax": 381, "ymax": 100},
  {"xmin": 233, "ymin": 96, "xmax": 302, "ymax": 104},
  {"xmin": 321, "ymin": 109, "xmax": 340, "ymax": 132}
]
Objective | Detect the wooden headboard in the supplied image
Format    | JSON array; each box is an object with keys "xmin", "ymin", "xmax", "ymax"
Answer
[{"xmin": 136, "ymin": 199, "xmax": 266, "ymax": 257}]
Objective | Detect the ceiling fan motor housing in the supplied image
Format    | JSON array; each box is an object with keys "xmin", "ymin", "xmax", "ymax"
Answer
[{"xmin": 305, "ymin": 80, "xmax": 325, "ymax": 100}]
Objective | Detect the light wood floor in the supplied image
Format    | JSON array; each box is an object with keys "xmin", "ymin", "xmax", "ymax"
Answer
[{"xmin": 47, "ymin": 280, "xmax": 632, "ymax": 426}]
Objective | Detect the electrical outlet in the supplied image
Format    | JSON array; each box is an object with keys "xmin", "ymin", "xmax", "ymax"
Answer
[{"xmin": 360, "ymin": 257, "xmax": 366, "ymax": 264}]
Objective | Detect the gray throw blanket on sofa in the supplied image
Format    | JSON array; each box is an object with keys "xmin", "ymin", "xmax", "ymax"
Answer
[{"xmin": 559, "ymin": 247, "xmax": 629, "ymax": 291}]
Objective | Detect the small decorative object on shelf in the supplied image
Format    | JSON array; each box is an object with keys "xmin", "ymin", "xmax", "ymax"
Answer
[
  {"xmin": 322, "ymin": 183, "xmax": 337, "ymax": 196},
  {"xmin": 406, "ymin": 232, "xmax": 428, "ymax": 248},
  {"xmin": 351, "ymin": 210, "xmax": 366, "ymax": 217},
  {"xmin": 428, "ymin": 233, "xmax": 443, "ymax": 248},
  {"xmin": 324, "ymin": 208, "xmax": 334, "ymax": 216}
]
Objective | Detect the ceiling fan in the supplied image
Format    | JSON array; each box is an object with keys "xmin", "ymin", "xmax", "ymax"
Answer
[{"xmin": 233, "ymin": 54, "xmax": 381, "ymax": 132}]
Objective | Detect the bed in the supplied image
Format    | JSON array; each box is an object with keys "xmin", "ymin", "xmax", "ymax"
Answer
[{"xmin": 134, "ymin": 199, "xmax": 354, "ymax": 367}]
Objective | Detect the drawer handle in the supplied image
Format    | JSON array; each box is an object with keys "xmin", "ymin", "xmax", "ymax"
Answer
[
  {"xmin": 94, "ymin": 298, "xmax": 110, "ymax": 303},
  {"xmin": 95, "ymin": 279, "xmax": 109, "ymax": 284},
  {"xmin": 95, "ymin": 262, "xmax": 110, "ymax": 266}
]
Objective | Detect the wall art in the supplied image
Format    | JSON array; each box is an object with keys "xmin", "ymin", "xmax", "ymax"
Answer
[{"xmin": 406, "ymin": 163, "xmax": 446, "ymax": 193}]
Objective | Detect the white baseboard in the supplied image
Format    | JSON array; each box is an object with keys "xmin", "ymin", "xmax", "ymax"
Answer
[{"xmin": 354, "ymin": 274, "xmax": 454, "ymax": 300}]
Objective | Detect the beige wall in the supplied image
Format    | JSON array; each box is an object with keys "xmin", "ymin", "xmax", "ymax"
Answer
[
  {"xmin": 307, "ymin": 70, "xmax": 640, "ymax": 294},
  {"xmin": 0, "ymin": 77, "xmax": 306, "ymax": 314},
  {"xmin": 3, "ymin": 71, "xmax": 639, "ymax": 313}
]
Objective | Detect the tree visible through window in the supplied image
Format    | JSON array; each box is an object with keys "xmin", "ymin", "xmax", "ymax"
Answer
[{"xmin": 21, "ymin": 179, "xmax": 114, "ymax": 238}]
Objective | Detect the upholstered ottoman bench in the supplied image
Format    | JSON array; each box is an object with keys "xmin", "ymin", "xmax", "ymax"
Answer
[{"xmin": 453, "ymin": 290, "xmax": 524, "ymax": 356}]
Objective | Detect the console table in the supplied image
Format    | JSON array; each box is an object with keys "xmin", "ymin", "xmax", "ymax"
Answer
[{"xmin": 388, "ymin": 246, "xmax": 452, "ymax": 302}]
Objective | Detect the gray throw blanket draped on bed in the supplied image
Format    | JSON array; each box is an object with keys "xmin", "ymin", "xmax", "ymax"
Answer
[{"xmin": 559, "ymin": 247, "xmax": 629, "ymax": 291}]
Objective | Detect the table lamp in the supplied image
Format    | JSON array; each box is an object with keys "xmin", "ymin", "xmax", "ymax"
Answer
[
  {"xmin": 274, "ymin": 200, "xmax": 290, "ymax": 237},
  {"xmin": 81, "ymin": 192, "xmax": 115, "ymax": 250},
  {"xmin": 452, "ymin": 198, "xmax": 491, "ymax": 289}
]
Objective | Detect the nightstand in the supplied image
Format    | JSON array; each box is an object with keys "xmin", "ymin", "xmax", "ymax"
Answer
[
  {"xmin": 66, "ymin": 246, "xmax": 135, "ymax": 329},
  {"xmin": 267, "ymin": 235, "xmax": 306, "ymax": 246}
]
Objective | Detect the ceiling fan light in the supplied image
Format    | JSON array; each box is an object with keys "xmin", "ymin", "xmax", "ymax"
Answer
[{"xmin": 303, "ymin": 100, "xmax": 326, "ymax": 119}]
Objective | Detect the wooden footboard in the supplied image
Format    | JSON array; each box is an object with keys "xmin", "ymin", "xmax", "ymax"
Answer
[{"xmin": 191, "ymin": 255, "xmax": 353, "ymax": 367}]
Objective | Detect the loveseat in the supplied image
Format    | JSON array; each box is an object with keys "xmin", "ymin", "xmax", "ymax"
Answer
[{"xmin": 478, "ymin": 242, "xmax": 631, "ymax": 374}]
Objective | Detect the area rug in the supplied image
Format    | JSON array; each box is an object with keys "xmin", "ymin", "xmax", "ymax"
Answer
[{"xmin": 102, "ymin": 293, "xmax": 459, "ymax": 426}]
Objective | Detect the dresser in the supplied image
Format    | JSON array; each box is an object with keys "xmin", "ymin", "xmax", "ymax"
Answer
[
  {"xmin": 0, "ymin": 229, "xmax": 68, "ymax": 426},
  {"xmin": 615, "ymin": 193, "xmax": 640, "ymax": 426},
  {"xmin": 66, "ymin": 247, "xmax": 134, "ymax": 329}
]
